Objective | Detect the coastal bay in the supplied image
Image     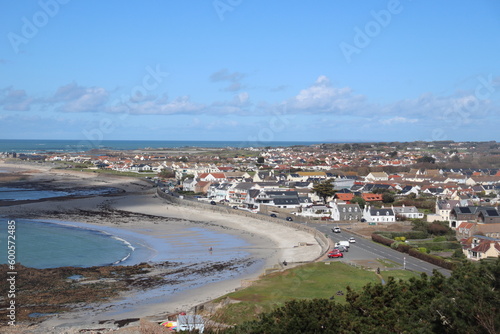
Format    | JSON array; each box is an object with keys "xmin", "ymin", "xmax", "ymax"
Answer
[{"xmin": 0, "ymin": 161, "xmax": 322, "ymax": 332}]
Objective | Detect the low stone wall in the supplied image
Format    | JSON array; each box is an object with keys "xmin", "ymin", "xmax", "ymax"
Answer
[{"xmin": 157, "ymin": 188, "xmax": 330, "ymax": 261}]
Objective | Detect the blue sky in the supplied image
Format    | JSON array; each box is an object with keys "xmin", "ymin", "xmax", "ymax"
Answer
[{"xmin": 1, "ymin": 0, "xmax": 499, "ymax": 144}]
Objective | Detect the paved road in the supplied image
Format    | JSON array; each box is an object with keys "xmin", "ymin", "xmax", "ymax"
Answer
[{"xmin": 312, "ymin": 223, "xmax": 451, "ymax": 277}]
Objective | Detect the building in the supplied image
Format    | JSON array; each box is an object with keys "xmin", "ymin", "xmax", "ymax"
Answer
[
  {"xmin": 330, "ymin": 201, "xmax": 362, "ymax": 221},
  {"xmin": 461, "ymin": 236, "xmax": 500, "ymax": 261},
  {"xmin": 362, "ymin": 206, "xmax": 396, "ymax": 223},
  {"xmin": 392, "ymin": 205, "xmax": 424, "ymax": 220}
]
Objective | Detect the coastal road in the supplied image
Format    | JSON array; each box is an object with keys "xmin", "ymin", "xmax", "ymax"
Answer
[
  {"xmin": 310, "ymin": 223, "xmax": 451, "ymax": 277},
  {"xmin": 166, "ymin": 192, "xmax": 451, "ymax": 277}
]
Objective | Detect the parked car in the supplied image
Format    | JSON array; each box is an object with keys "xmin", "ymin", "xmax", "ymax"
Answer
[
  {"xmin": 332, "ymin": 227, "xmax": 341, "ymax": 233},
  {"xmin": 210, "ymin": 201, "xmax": 216, "ymax": 205},
  {"xmin": 232, "ymin": 206, "xmax": 238, "ymax": 209},
  {"xmin": 333, "ymin": 246, "xmax": 348, "ymax": 252},
  {"xmin": 349, "ymin": 237, "xmax": 356, "ymax": 243},
  {"xmin": 270, "ymin": 213, "xmax": 277, "ymax": 218},
  {"xmin": 328, "ymin": 250, "xmax": 343, "ymax": 258},
  {"xmin": 335, "ymin": 241, "xmax": 350, "ymax": 249},
  {"xmin": 285, "ymin": 217, "xmax": 293, "ymax": 221}
]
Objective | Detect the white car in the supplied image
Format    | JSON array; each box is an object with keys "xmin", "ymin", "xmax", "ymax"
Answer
[
  {"xmin": 348, "ymin": 237, "xmax": 356, "ymax": 243},
  {"xmin": 332, "ymin": 227, "xmax": 341, "ymax": 233}
]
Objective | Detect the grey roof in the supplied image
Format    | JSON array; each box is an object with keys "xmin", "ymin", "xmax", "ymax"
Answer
[
  {"xmin": 369, "ymin": 208, "xmax": 394, "ymax": 216},
  {"xmin": 247, "ymin": 189, "xmax": 260, "ymax": 198},
  {"xmin": 265, "ymin": 191, "xmax": 299, "ymax": 198},
  {"xmin": 392, "ymin": 206, "xmax": 419, "ymax": 214},
  {"xmin": 234, "ymin": 182, "xmax": 254, "ymax": 190},
  {"xmin": 273, "ymin": 197, "xmax": 300, "ymax": 205}
]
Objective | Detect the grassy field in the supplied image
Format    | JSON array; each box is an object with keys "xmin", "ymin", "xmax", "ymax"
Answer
[
  {"xmin": 79, "ymin": 168, "xmax": 157, "ymax": 178},
  {"xmin": 211, "ymin": 262, "xmax": 418, "ymax": 325}
]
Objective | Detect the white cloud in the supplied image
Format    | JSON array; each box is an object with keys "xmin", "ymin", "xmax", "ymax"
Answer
[
  {"xmin": 0, "ymin": 87, "xmax": 35, "ymax": 111},
  {"xmin": 209, "ymin": 69, "xmax": 246, "ymax": 92},
  {"xmin": 56, "ymin": 86, "xmax": 109, "ymax": 113},
  {"xmin": 286, "ymin": 75, "xmax": 366, "ymax": 114},
  {"xmin": 109, "ymin": 95, "xmax": 205, "ymax": 115},
  {"xmin": 379, "ymin": 117, "xmax": 419, "ymax": 125}
]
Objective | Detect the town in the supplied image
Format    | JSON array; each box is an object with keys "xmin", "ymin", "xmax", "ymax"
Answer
[{"xmin": 4, "ymin": 140, "xmax": 500, "ymax": 261}]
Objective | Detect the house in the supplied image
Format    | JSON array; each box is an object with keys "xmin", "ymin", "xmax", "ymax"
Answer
[
  {"xmin": 461, "ymin": 236, "xmax": 500, "ymax": 261},
  {"xmin": 456, "ymin": 222, "xmax": 476, "ymax": 240},
  {"xmin": 182, "ymin": 178, "xmax": 197, "ymax": 192},
  {"xmin": 245, "ymin": 190, "xmax": 300, "ymax": 210},
  {"xmin": 130, "ymin": 164, "xmax": 152, "ymax": 172},
  {"xmin": 253, "ymin": 171, "xmax": 277, "ymax": 183},
  {"xmin": 465, "ymin": 175, "xmax": 500, "ymax": 186},
  {"xmin": 198, "ymin": 173, "xmax": 226, "ymax": 183},
  {"xmin": 449, "ymin": 206, "xmax": 500, "ymax": 229},
  {"xmin": 194, "ymin": 181, "xmax": 211, "ymax": 194},
  {"xmin": 333, "ymin": 177, "xmax": 356, "ymax": 190},
  {"xmin": 476, "ymin": 223, "xmax": 500, "ymax": 239},
  {"xmin": 334, "ymin": 193, "xmax": 355, "ymax": 203},
  {"xmin": 300, "ymin": 205, "xmax": 331, "ymax": 218},
  {"xmin": 361, "ymin": 193, "xmax": 383, "ymax": 202},
  {"xmin": 400, "ymin": 185, "xmax": 420, "ymax": 196},
  {"xmin": 207, "ymin": 182, "xmax": 232, "ymax": 201},
  {"xmin": 392, "ymin": 205, "xmax": 424, "ymax": 220},
  {"xmin": 362, "ymin": 206, "xmax": 396, "ymax": 223},
  {"xmin": 365, "ymin": 172, "xmax": 389, "ymax": 182},
  {"xmin": 435, "ymin": 199, "xmax": 472, "ymax": 225},
  {"xmin": 229, "ymin": 182, "xmax": 254, "ymax": 204},
  {"xmin": 330, "ymin": 201, "xmax": 362, "ymax": 221},
  {"xmin": 477, "ymin": 208, "xmax": 500, "ymax": 224}
]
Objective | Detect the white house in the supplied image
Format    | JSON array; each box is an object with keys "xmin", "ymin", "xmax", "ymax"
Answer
[
  {"xmin": 362, "ymin": 206, "xmax": 395, "ymax": 223},
  {"xmin": 391, "ymin": 205, "xmax": 424, "ymax": 220},
  {"xmin": 365, "ymin": 172, "xmax": 389, "ymax": 182}
]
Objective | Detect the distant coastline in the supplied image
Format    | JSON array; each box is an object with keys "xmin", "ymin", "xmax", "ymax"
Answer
[{"xmin": 0, "ymin": 139, "xmax": 328, "ymax": 153}]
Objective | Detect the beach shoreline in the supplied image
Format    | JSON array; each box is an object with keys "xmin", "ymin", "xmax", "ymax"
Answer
[{"xmin": 0, "ymin": 160, "xmax": 323, "ymax": 332}]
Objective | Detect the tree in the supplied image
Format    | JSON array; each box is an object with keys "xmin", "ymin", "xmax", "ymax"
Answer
[
  {"xmin": 388, "ymin": 151, "xmax": 398, "ymax": 158},
  {"xmin": 157, "ymin": 169, "xmax": 175, "ymax": 179},
  {"xmin": 417, "ymin": 156, "xmax": 436, "ymax": 164},
  {"xmin": 257, "ymin": 156, "xmax": 265, "ymax": 164},
  {"xmin": 351, "ymin": 196, "xmax": 366, "ymax": 209},
  {"xmin": 382, "ymin": 192, "xmax": 395, "ymax": 203},
  {"xmin": 312, "ymin": 179, "xmax": 336, "ymax": 204},
  {"xmin": 214, "ymin": 259, "xmax": 500, "ymax": 334}
]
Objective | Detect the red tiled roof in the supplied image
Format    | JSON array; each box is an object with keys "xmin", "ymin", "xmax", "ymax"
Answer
[
  {"xmin": 335, "ymin": 193, "xmax": 354, "ymax": 202},
  {"xmin": 361, "ymin": 193, "xmax": 383, "ymax": 201}
]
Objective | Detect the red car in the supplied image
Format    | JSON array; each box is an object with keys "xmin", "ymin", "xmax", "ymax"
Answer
[{"xmin": 327, "ymin": 250, "xmax": 343, "ymax": 258}]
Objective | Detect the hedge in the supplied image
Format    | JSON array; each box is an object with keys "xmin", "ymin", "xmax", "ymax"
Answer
[
  {"xmin": 371, "ymin": 233, "xmax": 394, "ymax": 247},
  {"xmin": 372, "ymin": 234, "xmax": 456, "ymax": 271},
  {"xmin": 375, "ymin": 231, "xmax": 428, "ymax": 240}
]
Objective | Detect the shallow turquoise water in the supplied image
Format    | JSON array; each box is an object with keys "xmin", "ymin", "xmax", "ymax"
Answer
[
  {"xmin": 0, "ymin": 219, "xmax": 251, "ymax": 269},
  {"xmin": 2, "ymin": 220, "xmax": 134, "ymax": 268}
]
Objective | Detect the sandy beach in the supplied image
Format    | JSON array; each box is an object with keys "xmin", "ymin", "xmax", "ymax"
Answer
[{"xmin": 0, "ymin": 161, "xmax": 324, "ymax": 332}]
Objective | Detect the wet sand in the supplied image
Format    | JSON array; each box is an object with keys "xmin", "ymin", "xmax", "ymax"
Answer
[{"xmin": 0, "ymin": 161, "xmax": 323, "ymax": 332}]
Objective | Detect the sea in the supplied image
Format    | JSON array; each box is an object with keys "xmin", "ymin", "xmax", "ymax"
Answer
[
  {"xmin": 1, "ymin": 218, "xmax": 251, "ymax": 269},
  {"xmin": 0, "ymin": 139, "xmax": 323, "ymax": 154},
  {"xmin": 0, "ymin": 138, "xmax": 264, "ymax": 269}
]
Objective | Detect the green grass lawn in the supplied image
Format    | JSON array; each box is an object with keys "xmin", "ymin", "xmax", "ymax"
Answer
[
  {"xmin": 79, "ymin": 169, "xmax": 157, "ymax": 178},
  {"xmin": 211, "ymin": 262, "xmax": 418, "ymax": 325}
]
